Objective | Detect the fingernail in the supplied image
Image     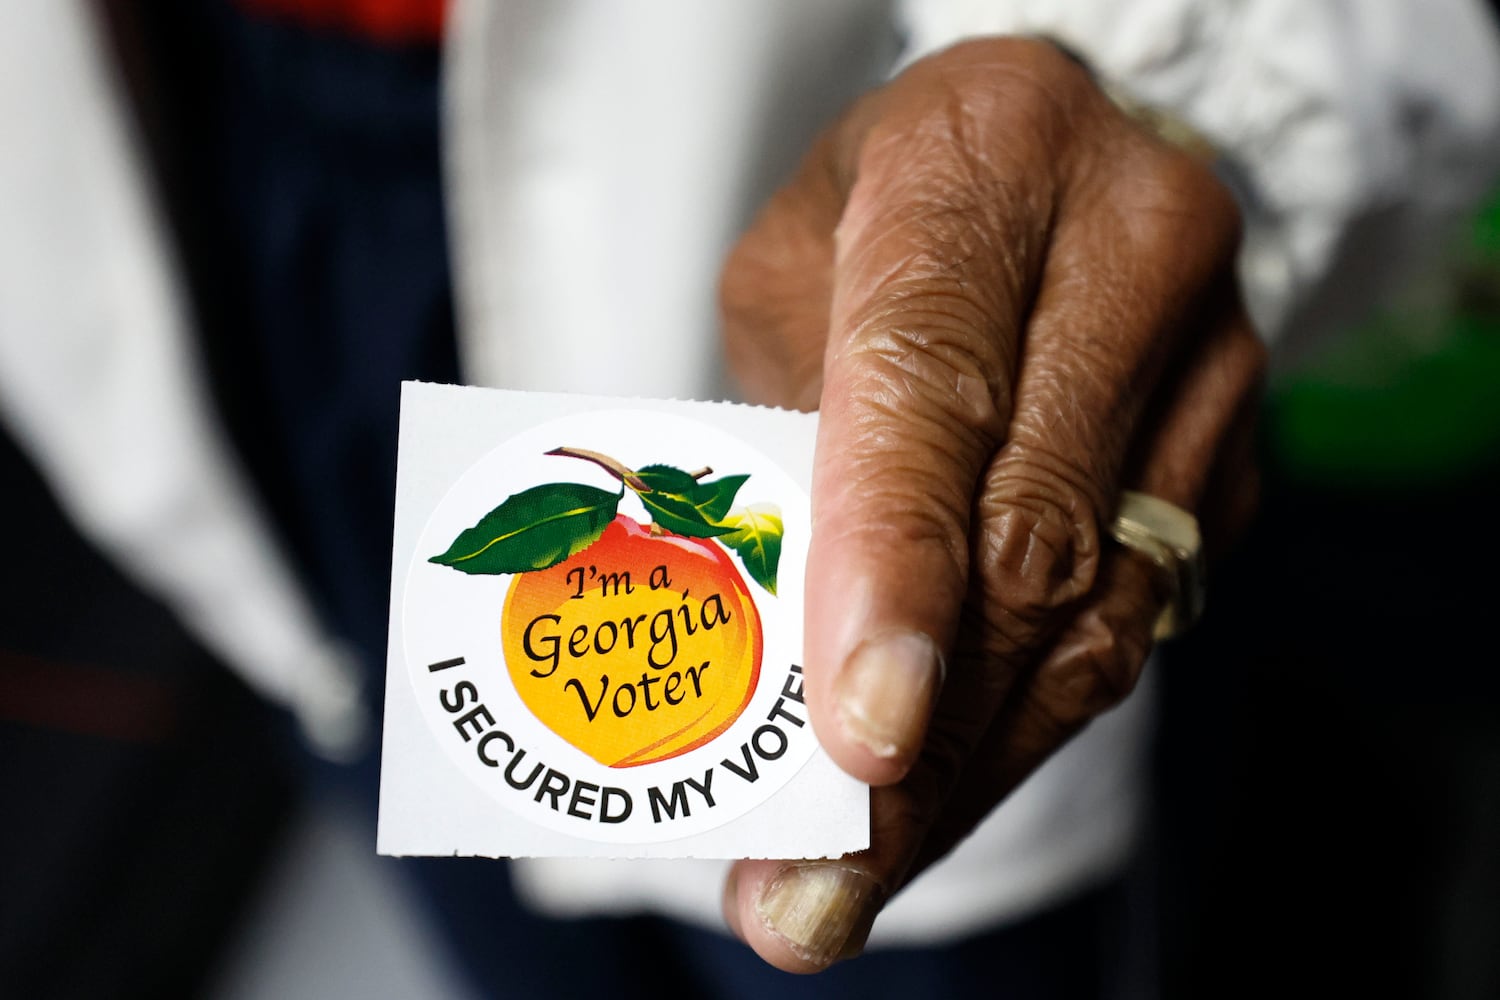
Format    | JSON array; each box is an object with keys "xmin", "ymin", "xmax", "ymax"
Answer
[
  {"xmin": 836, "ymin": 630, "xmax": 943, "ymax": 760},
  {"xmin": 757, "ymin": 863, "xmax": 883, "ymax": 967}
]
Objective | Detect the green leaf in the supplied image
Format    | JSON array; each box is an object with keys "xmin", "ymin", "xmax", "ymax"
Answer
[
  {"xmin": 429, "ymin": 483, "xmax": 620, "ymax": 574},
  {"xmin": 633, "ymin": 464, "xmax": 699, "ymax": 493},
  {"xmin": 696, "ymin": 474, "xmax": 748, "ymax": 523},
  {"xmin": 633, "ymin": 464, "xmax": 734, "ymax": 538},
  {"xmin": 717, "ymin": 503, "xmax": 783, "ymax": 595}
]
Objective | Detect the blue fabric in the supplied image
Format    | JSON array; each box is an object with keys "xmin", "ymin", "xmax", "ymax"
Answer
[{"xmin": 194, "ymin": 2, "xmax": 458, "ymax": 680}]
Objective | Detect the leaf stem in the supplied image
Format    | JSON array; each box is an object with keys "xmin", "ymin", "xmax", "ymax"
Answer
[
  {"xmin": 687, "ymin": 467, "xmax": 712, "ymax": 481},
  {"xmin": 546, "ymin": 446, "xmax": 650, "ymax": 492}
]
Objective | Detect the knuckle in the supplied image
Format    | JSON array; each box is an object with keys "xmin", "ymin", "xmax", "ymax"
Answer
[
  {"xmin": 1117, "ymin": 142, "xmax": 1243, "ymax": 268},
  {"xmin": 1021, "ymin": 554, "xmax": 1163, "ymax": 733},
  {"xmin": 719, "ymin": 211, "xmax": 832, "ymax": 408},
  {"xmin": 842, "ymin": 315, "xmax": 1010, "ymax": 443},
  {"xmin": 976, "ymin": 502, "xmax": 1089, "ymax": 632},
  {"xmin": 842, "ymin": 99, "xmax": 1029, "ymax": 281},
  {"xmin": 719, "ymin": 200, "xmax": 827, "ymax": 331},
  {"xmin": 717, "ymin": 231, "xmax": 767, "ymax": 328},
  {"xmin": 840, "ymin": 85, "xmax": 1054, "ymax": 291},
  {"xmin": 1035, "ymin": 619, "xmax": 1148, "ymax": 724},
  {"xmin": 970, "ymin": 448, "xmax": 1103, "ymax": 638},
  {"xmin": 901, "ymin": 36, "xmax": 1100, "ymax": 141}
]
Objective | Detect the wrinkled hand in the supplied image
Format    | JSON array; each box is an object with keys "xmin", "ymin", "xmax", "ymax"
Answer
[{"xmin": 717, "ymin": 38, "xmax": 1265, "ymax": 972}]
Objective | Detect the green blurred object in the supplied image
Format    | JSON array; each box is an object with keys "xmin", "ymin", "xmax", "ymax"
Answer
[{"xmin": 1268, "ymin": 186, "xmax": 1500, "ymax": 488}]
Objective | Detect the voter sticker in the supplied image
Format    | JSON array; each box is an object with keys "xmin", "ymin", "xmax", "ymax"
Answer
[{"xmin": 378, "ymin": 383, "xmax": 868, "ymax": 860}]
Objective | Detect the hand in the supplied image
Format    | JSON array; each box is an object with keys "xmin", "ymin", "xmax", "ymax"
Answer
[{"xmin": 717, "ymin": 37, "xmax": 1265, "ymax": 972}]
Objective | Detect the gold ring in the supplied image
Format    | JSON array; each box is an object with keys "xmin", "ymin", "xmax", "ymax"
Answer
[{"xmin": 1107, "ymin": 490, "xmax": 1205, "ymax": 641}]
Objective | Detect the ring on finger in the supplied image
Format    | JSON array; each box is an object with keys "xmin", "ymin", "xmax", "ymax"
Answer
[{"xmin": 1107, "ymin": 490, "xmax": 1205, "ymax": 641}]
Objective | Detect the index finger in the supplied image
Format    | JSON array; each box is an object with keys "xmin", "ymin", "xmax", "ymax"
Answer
[{"xmin": 802, "ymin": 43, "xmax": 1081, "ymax": 786}]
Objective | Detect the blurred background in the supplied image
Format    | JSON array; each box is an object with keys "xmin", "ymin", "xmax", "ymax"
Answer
[
  {"xmin": 2, "ymin": 2, "xmax": 1498, "ymax": 997},
  {"xmin": 1153, "ymin": 186, "xmax": 1500, "ymax": 999}
]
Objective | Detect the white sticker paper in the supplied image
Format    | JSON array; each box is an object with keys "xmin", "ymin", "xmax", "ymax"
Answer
[{"xmin": 378, "ymin": 382, "xmax": 869, "ymax": 859}]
